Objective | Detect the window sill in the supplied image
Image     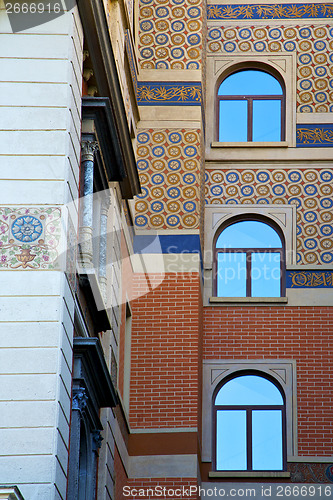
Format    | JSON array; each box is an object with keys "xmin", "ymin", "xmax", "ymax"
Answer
[
  {"xmin": 209, "ymin": 471, "xmax": 291, "ymax": 479},
  {"xmin": 211, "ymin": 141, "xmax": 289, "ymax": 148},
  {"xmin": 209, "ymin": 297, "xmax": 288, "ymax": 304}
]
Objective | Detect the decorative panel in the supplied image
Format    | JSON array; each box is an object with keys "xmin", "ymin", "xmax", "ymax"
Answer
[
  {"xmin": 134, "ymin": 129, "xmax": 202, "ymax": 229},
  {"xmin": 0, "ymin": 207, "xmax": 62, "ymax": 270}
]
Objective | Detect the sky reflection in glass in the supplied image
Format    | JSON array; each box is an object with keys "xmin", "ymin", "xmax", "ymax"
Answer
[
  {"xmin": 216, "ymin": 410, "xmax": 247, "ymax": 471},
  {"xmin": 252, "ymin": 410, "xmax": 283, "ymax": 470},
  {"xmin": 219, "ymin": 100, "xmax": 247, "ymax": 142},
  {"xmin": 218, "ymin": 70, "xmax": 282, "ymax": 96},
  {"xmin": 251, "ymin": 252, "xmax": 281, "ymax": 297},
  {"xmin": 216, "ymin": 375, "xmax": 284, "ymax": 471},
  {"xmin": 216, "ymin": 221, "xmax": 282, "ymax": 249},
  {"xmin": 217, "ymin": 253, "xmax": 246, "ymax": 297},
  {"xmin": 215, "ymin": 375, "xmax": 283, "ymax": 406},
  {"xmin": 253, "ymin": 100, "xmax": 281, "ymax": 142}
]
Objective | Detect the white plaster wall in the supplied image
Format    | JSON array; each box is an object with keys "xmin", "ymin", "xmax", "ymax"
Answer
[{"xmin": 0, "ymin": 2, "xmax": 83, "ymax": 499}]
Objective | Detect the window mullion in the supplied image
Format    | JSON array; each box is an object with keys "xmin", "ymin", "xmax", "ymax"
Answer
[
  {"xmin": 247, "ymin": 409, "xmax": 253, "ymax": 471},
  {"xmin": 248, "ymin": 98, "xmax": 253, "ymax": 141},
  {"xmin": 246, "ymin": 250, "xmax": 251, "ymax": 297}
]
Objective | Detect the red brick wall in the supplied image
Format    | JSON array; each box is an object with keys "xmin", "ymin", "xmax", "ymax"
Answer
[
  {"xmin": 123, "ymin": 479, "xmax": 198, "ymax": 499},
  {"xmin": 130, "ymin": 272, "xmax": 202, "ymax": 428},
  {"xmin": 204, "ymin": 306, "xmax": 333, "ymax": 455}
]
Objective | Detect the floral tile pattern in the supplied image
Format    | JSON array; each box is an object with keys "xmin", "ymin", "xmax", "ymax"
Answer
[{"xmin": 0, "ymin": 207, "xmax": 62, "ymax": 270}]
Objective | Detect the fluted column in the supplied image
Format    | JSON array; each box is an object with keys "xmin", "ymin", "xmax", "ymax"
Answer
[
  {"xmin": 79, "ymin": 141, "xmax": 99, "ymax": 267},
  {"xmin": 98, "ymin": 194, "xmax": 111, "ymax": 302}
]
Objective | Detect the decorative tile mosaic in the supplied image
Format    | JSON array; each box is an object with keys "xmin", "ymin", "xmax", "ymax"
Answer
[
  {"xmin": 297, "ymin": 124, "xmax": 333, "ymax": 146},
  {"xmin": 207, "ymin": 3, "xmax": 333, "ymax": 20},
  {"xmin": 0, "ymin": 207, "xmax": 62, "ymax": 270},
  {"xmin": 138, "ymin": 0, "xmax": 203, "ymax": 69},
  {"xmin": 134, "ymin": 129, "xmax": 202, "ymax": 229},
  {"xmin": 289, "ymin": 462, "xmax": 333, "ymax": 483},
  {"xmin": 286, "ymin": 270, "xmax": 333, "ymax": 288},
  {"xmin": 205, "ymin": 168, "xmax": 333, "ymax": 264},
  {"xmin": 207, "ymin": 24, "xmax": 333, "ymax": 112},
  {"xmin": 137, "ymin": 82, "xmax": 202, "ymax": 104}
]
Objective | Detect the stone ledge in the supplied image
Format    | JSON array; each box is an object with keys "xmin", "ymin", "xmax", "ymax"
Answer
[
  {"xmin": 209, "ymin": 296, "xmax": 288, "ymax": 304},
  {"xmin": 211, "ymin": 141, "xmax": 289, "ymax": 148},
  {"xmin": 209, "ymin": 471, "xmax": 291, "ymax": 478}
]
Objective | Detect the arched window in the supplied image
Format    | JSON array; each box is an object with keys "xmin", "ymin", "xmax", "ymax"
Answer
[
  {"xmin": 214, "ymin": 373, "xmax": 286, "ymax": 471},
  {"xmin": 214, "ymin": 217, "xmax": 285, "ymax": 297},
  {"xmin": 217, "ymin": 69, "xmax": 285, "ymax": 142}
]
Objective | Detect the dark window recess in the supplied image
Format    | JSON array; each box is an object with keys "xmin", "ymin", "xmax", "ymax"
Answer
[{"xmin": 67, "ymin": 337, "xmax": 118, "ymax": 500}]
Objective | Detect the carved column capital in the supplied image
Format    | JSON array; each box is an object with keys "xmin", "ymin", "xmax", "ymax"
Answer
[{"xmin": 81, "ymin": 140, "xmax": 99, "ymax": 162}]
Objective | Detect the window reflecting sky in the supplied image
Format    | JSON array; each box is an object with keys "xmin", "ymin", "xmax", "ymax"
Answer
[
  {"xmin": 251, "ymin": 252, "xmax": 281, "ymax": 297},
  {"xmin": 219, "ymin": 100, "xmax": 247, "ymax": 142},
  {"xmin": 216, "ymin": 221, "xmax": 282, "ymax": 248},
  {"xmin": 215, "ymin": 375, "xmax": 283, "ymax": 406},
  {"xmin": 216, "ymin": 375, "xmax": 284, "ymax": 472},
  {"xmin": 252, "ymin": 410, "xmax": 283, "ymax": 470},
  {"xmin": 217, "ymin": 410, "xmax": 247, "ymax": 471},
  {"xmin": 217, "ymin": 253, "xmax": 246, "ymax": 297},
  {"xmin": 253, "ymin": 100, "xmax": 281, "ymax": 141},
  {"xmin": 218, "ymin": 70, "xmax": 283, "ymax": 96}
]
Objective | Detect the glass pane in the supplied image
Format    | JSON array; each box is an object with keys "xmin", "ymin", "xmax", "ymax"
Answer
[
  {"xmin": 219, "ymin": 100, "xmax": 247, "ymax": 142},
  {"xmin": 251, "ymin": 252, "xmax": 281, "ymax": 297},
  {"xmin": 217, "ymin": 252, "xmax": 246, "ymax": 297},
  {"xmin": 218, "ymin": 70, "xmax": 282, "ymax": 96},
  {"xmin": 216, "ymin": 221, "xmax": 282, "ymax": 249},
  {"xmin": 252, "ymin": 410, "xmax": 283, "ymax": 470},
  {"xmin": 253, "ymin": 100, "xmax": 281, "ymax": 142},
  {"xmin": 216, "ymin": 410, "xmax": 247, "ymax": 470},
  {"xmin": 215, "ymin": 375, "xmax": 283, "ymax": 406}
]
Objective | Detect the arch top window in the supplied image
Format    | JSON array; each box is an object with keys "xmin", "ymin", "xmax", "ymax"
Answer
[
  {"xmin": 214, "ymin": 218, "xmax": 285, "ymax": 298},
  {"xmin": 217, "ymin": 69, "xmax": 285, "ymax": 143},
  {"xmin": 214, "ymin": 373, "xmax": 286, "ymax": 472}
]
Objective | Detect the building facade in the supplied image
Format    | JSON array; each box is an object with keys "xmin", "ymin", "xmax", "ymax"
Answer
[{"xmin": 0, "ymin": 0, "xmax": 332, "ymax": 498}]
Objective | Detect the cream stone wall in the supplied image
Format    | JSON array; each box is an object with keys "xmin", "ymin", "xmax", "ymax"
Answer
[{"xmin": 0, "ymin": 3, "xmax": 83, "ymax": 499}]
